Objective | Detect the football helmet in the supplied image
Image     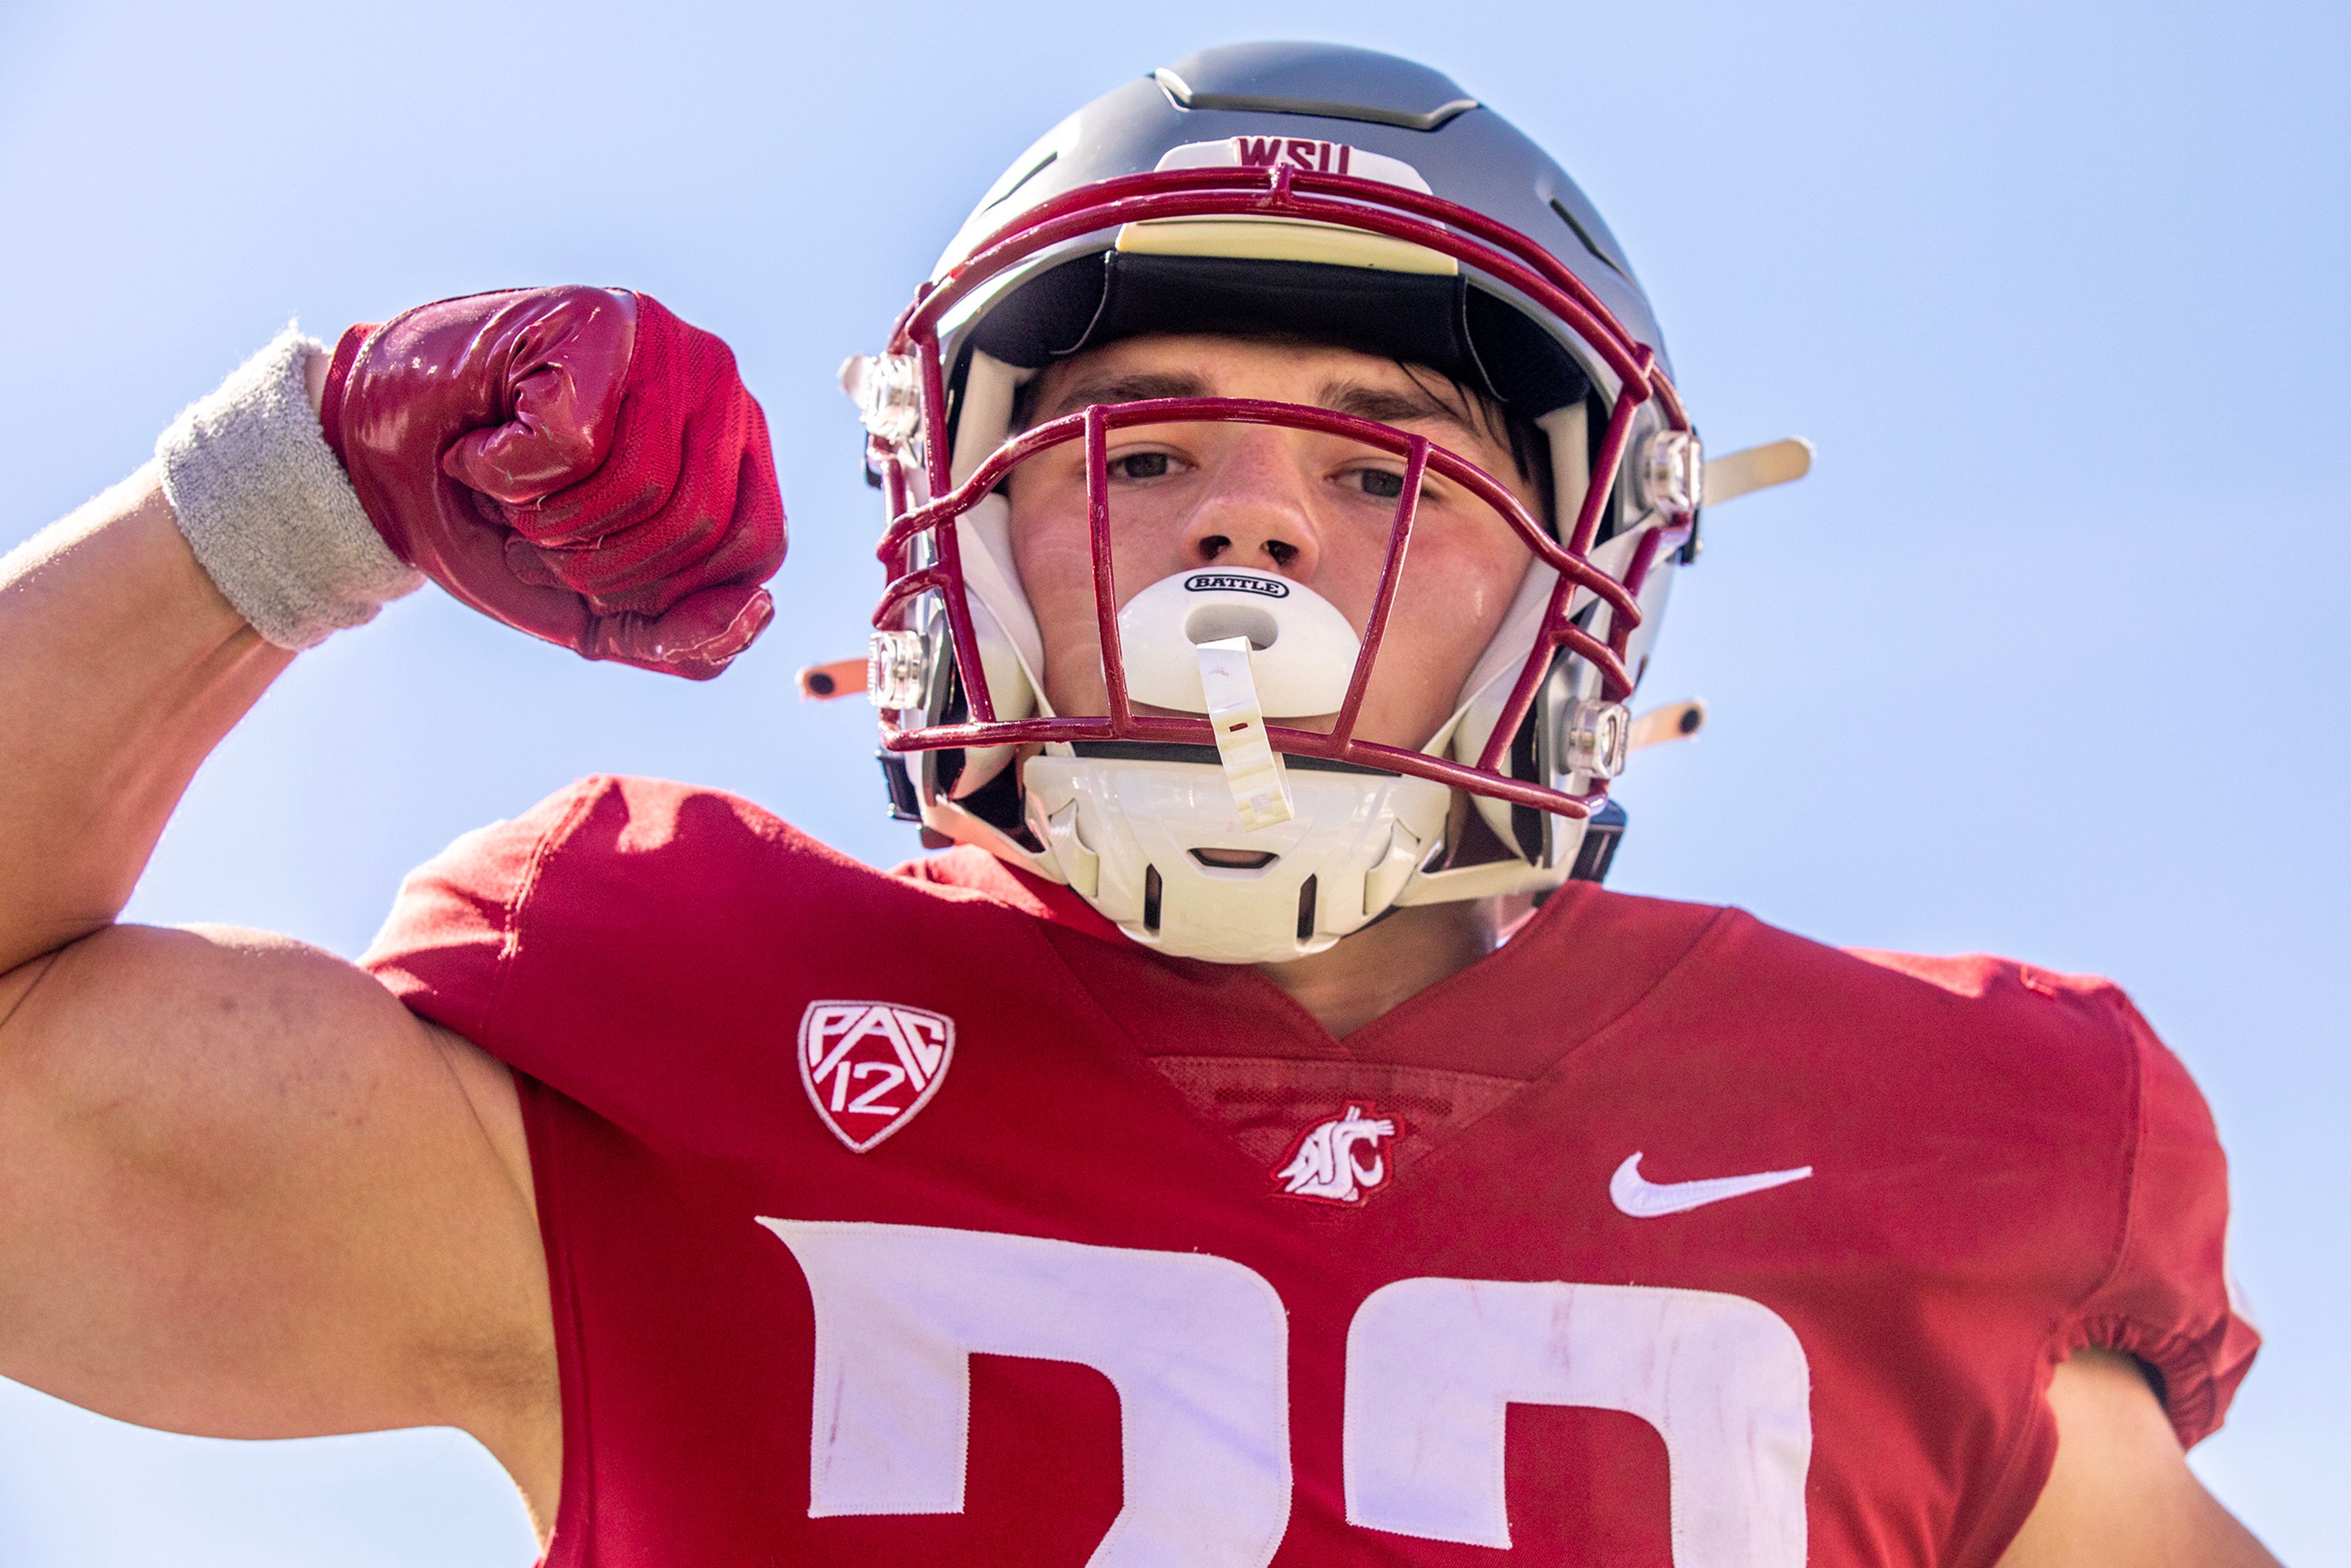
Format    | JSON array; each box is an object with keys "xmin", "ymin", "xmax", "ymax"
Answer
[{"xmin": 842, "ymin": 43, "xmax": 1734, "ymax": 964}]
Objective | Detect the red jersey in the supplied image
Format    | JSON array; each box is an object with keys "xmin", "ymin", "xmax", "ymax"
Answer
[{"xmin": 362, "ymin": 776, "xmax": 2256, "ymax": 1568}]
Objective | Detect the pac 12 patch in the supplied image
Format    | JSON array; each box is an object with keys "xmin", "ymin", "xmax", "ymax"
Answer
[{"xmin": 798, "ymin": 1000, "xmax": 956, "ymax": 1153}]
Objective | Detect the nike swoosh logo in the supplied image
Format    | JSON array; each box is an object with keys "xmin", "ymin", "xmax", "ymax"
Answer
[{"xmin": 1608, "ymin": 1152, "xmax": 1813, "ymax": 1218}]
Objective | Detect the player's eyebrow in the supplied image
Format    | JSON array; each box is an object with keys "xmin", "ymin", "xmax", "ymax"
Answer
[
  {"xmin": 1317, "ymin": 378, "xmax": 1483, "ymax": 445},
  {"xmin": 1031, "ymin": 371, "xmax": 1209, "ymax": 426}
]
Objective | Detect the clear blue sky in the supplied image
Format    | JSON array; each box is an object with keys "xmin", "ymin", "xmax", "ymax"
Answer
[{"xmin": 2, "ymin": 0, "xmax": 2344, "ymax": 1561}]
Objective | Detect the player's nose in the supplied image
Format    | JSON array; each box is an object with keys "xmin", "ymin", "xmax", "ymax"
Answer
[{"xmin": 1175, "ymin": 428, "xmax": 1322, "ymax": 583}]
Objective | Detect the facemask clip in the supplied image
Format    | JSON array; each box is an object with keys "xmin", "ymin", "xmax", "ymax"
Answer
[
  {"xmin": 1561, "ymin": 698, "xmax": 1632, "ymax": 779},
  {"xmin": 868, "ymin": 629, "xmax": 928, "ymax": 710},
  {"xmin": 839, "ymin": 353, "xmax": 922, "ymax": 448},
  {"xmin": 1638, "ymin": 429, "xmax": 1704, "ymax": 514}
]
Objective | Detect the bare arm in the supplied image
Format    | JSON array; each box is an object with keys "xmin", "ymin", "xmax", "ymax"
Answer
[
  {"xmin": 1998, "ymin": 1348, "xmax": 2282, "ymax": 1567},
  {"xmin": 0, "ymin": 467, "xmax": 293, "ymax": 972},
  {"xmin": 0, "ymin": 290, "xmax": 782, "ymax": 1549},
  {"xmin": 0, "ymin": 448, "xmax": 557, "ymax": 1529}
]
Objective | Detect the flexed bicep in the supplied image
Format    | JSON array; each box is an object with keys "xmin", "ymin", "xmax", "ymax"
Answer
[{"xmin": 0, "ymin": 923, "xmax": 558, "ymax": 1534}]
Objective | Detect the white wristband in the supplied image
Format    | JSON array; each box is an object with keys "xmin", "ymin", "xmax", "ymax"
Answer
[{"xmin": 156, "ymin": 324, "xmax": 423, "ymax": 650}]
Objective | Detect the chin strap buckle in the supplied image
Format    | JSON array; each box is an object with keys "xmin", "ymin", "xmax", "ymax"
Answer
[{"xmin": 1196, "ymin": 636, "xmax": 1294, "ymax": 831}]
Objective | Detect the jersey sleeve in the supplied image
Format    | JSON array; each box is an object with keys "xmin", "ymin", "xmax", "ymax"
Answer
[
  {"xmin": 358, "ymin": 778, "xmax": 601, "ymax": 1042},
  {"xmin": 359, "ymin": 773, "xmax": 926, "ymax": 1107},
  {"xmin": 2063, "ymin": 985, "xmax": 2260, "ymax": 1448}
]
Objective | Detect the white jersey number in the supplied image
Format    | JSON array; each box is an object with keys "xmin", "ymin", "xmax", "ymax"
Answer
[
  {"xmin": 761, "ymin": 1219, "xmax": 1810, "ymax": 1567},
  {"xmin": 761, "ymin": 1219, "xmax": 1292, "ymax": 1568},
  {"xmin": 1344, "ymin": 1277, "xmax": 1810, "ymax": 1563}
]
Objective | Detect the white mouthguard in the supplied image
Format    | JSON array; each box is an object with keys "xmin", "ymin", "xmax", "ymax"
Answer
[
  {"xmin": 1116, "ymin": 568, "xmax": 1363, "ymax": 832},
  {"xmin": 1116, "ymin": 568, "xmax": 1360, "ymax": 715}
]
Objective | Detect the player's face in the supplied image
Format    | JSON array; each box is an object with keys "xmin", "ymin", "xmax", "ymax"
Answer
[{"xmin": 1004, "ymin": 334, "xmax": 1540, "ymax": 751}]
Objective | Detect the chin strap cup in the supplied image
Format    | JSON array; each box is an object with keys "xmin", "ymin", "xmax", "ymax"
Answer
[{"xmin": 1196, "ymin": 636, "xmax": 1294, "ymax": 831}]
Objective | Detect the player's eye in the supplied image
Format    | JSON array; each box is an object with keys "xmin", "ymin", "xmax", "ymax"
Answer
[
  {"xmin": 1353, "ymin": 467, "xmax": 1406, "ymax": 500},
  {"xmin": 1109, "ymin": 451, "xmax": 1174, "ymax": 481}
]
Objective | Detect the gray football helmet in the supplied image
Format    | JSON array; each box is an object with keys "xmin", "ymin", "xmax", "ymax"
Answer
[{"xmin": 837, "ymin": 43, "xmax": 1782, "ymax": 962}]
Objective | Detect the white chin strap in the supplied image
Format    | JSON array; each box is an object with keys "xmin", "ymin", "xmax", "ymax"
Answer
[
  {"xmin": 1024, "ymin": 752, "xmax": 1451, "ymax": 966},
  {"xmin": 1021, "ymin": 568, "xmax": 1450, "ymax": 966}
]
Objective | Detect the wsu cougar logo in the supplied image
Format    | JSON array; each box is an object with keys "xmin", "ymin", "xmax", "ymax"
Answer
[
  {"xmin": 798, "ymin": 1000, "xmax": 956, "ymax": 1153},
  {"xmin": 1274, "ymin": 1105, "xmax": 1400, "ymax": 1205}
]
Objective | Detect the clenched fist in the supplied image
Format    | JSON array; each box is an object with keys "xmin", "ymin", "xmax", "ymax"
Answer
[{"xmin": 319, "ymin": 287, "xmax": 784, "ymax": 679}]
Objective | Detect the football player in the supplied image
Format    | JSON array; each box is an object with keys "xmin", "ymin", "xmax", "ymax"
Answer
[{"xmin": 0, "ymin": 41, "xmax": 2275, "ymax": 1568}]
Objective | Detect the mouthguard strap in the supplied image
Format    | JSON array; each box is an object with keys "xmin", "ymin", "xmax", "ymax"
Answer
[{"xmin": 1198, "ymin": 636, "xmax": 1294, "ymax": 831}]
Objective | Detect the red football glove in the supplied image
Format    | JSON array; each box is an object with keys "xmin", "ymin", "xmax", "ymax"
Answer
[{"xmin": 319, "ymin": 287, "xmax": 784, "ymax": 679}]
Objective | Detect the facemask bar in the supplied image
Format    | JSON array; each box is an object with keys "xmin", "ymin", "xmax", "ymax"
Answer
[
  {"xmin": 876, "ymin": 395, "xmax": 1655, "ymax": 819},
  {"xmin": 864, "ymin": 160, "xmax": 1692, "ymax": 823}
]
